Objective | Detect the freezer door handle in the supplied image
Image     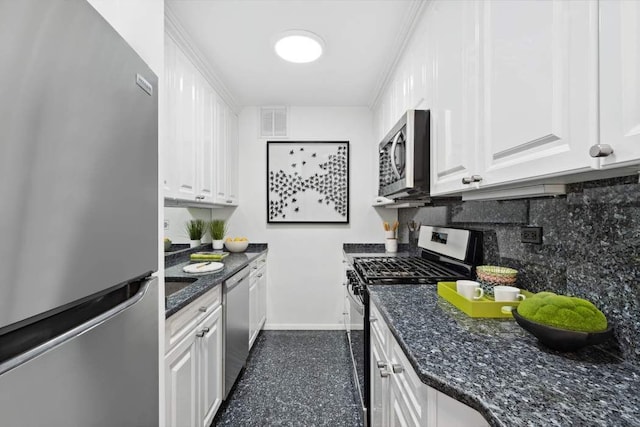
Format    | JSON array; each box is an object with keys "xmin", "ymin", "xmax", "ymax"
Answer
[{"xmin": 0, "ymin": 279, "xmax": 153, "ymax": 376}]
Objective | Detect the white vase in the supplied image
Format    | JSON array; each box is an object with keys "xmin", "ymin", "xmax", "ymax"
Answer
[
  {"xmin": 212, "ymin": 239, "xmax": 224, "ymax": 250},
  {"xmin": 189, "ymin": 239, "xmax": 201, "ymax": 248}
]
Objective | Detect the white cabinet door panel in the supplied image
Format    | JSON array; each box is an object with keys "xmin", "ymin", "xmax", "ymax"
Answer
[
  {"xmin": 176, "ymin": 48, "xmax": 198, "ymax": 199},
  {"xmin": 199, "ymin": 306, "xmax": 223, "ymax": 427},
  {"xmin": 197, "ymin": 84, "xmax": 215, "ymax": 202},
  {"xmin": 165, "ymin": 333, "xmax": 198, "ymax": 427},
  {"xmin": 163, "ymin": 36, "xmax": 178, "ymax": 199},
  {"xmin": 599, "ymin": 0, "xmax": 640, "ymax": 167},
  {"xmin": 430, "ymin": 0, "xmax": 480, "ymax": 195},
  {"xmin": 481, "ymin": 0, "xmax": 596, "ymax": 183}
]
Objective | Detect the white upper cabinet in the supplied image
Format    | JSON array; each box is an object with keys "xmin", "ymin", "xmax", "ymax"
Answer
[
  {"xmin": 163, "ymin": 35, "xmax": 239, "ymax": 207},
  {"xmin": 598, "ymin": 0, "xmax": 640, "ymax": 168},
  {"xmin": 374, "ymin": 0, "xmax": 640, "ymax": 197},
  {"xmin": 429, "ymin": 0, "xmax": 481, "ymax": 195},
  {"xmin": 430, "ymin": 0, "xmax": 598, "ymax": 195},
  {"xmin": 174, "ymin": 45, "xmax": 198, "ymax": 200},
  {"xmin": 479, "ymin": 0, "xmax": 597, "ymax": 186},
  {"xmin": 163, "ymin": 36, "xmax": 178, "ymax": 199},
  {"xmin": 198, "ymin": 83, "xmax": 215, "ymax": 203}
]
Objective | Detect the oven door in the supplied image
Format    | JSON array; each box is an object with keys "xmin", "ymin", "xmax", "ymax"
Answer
[
  {"xmin": 346, "ymin": 278, "xmax": 367, "ymax": 422},
  {"xmin": 378, "ymin": 126, "xmax": 407, "ymax": 197}
]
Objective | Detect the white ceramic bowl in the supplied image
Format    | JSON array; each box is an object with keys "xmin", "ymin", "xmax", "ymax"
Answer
[{"xmin": 224, "ymin": 240, "xmax": 249, "ymax": 253}]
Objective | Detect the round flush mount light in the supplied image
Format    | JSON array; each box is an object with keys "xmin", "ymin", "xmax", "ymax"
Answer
[{"xmin": 274, "ymin": 30, "xmax": 325, "ymax": 63}]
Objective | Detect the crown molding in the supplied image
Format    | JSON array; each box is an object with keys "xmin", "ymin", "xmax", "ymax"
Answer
[
  {"xmin": 368, "ymin": 0, "xmax": 429, "ymax": 110},
  {"xmin": 165, "ymin": 5, "xmax": 240, "ymax": 114}
]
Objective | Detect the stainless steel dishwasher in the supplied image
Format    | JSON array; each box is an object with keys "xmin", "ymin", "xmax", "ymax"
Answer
[{"xmin": 223, "ymin": 266, "xmax": 250, "ymax": 398}]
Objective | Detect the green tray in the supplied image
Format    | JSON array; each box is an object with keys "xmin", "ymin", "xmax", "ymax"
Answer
[
  {"xmin": 437, "ymin": 282, "xmax": 533, "ymax": 318},
  {"xmin": 190, "ymin": 252, "xmax": 229, "ymax": 261}
]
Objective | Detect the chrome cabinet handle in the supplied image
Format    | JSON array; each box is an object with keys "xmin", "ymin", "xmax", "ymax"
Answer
[
  {"xmin": 589, "ymin": 144, "xmax": 614, "ymax": 158},
  {"xmin": 379, "ymin": 368, "xmax": 391, "ymax": 378},
  {"xmin": 377, "ymin": 361, "xmax": 388, "ymax": 369},
  {"xmin": 462, "ymin": 175, "xmax": 483, "ymax": 185},
  {"xmin": 392, "ymin": 363, "xmax": 404, "ymax": 374},
  {"xmin": 370, "ymin": 317, "xmax": 378, "ymax": 323},
  {"xmin": 196, "ymin": 327, "xmax": 210, "ymax": 338},
  {"xmin": 199, "ymin": 306, "xmax": 208, "ymax": 313}
]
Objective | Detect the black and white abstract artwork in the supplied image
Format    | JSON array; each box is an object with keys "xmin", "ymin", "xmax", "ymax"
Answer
[{"xmin": 267, "ymin": 141, "xmax": 349, "ymax": 223}]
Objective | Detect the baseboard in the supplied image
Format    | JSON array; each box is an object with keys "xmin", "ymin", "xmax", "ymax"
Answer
[{"xmin": 264, "ymin": 323, "xmax": 345, "ymax": 331}]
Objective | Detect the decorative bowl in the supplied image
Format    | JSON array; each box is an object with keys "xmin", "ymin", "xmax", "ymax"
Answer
[
  {"xmin": 512, "ymin": 309, "xmax": 613, "ymax": 352},
  {"xmin": 476, "ymin": 265, "xmax": 518, "ymax": 296},
  {"xmin": 224, "ymin": 240, "xmax": 249, "ymax": 253},
  {"xmin": 476, "ymin": 265, "xmax": 518, "ymax": 283}
]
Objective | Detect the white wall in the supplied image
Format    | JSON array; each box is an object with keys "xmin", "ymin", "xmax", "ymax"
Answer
[
  {"xmin": 231, "ymin": 106, "xmax": 396, "ymax": 329},
  {"xmin": 86, "ymin": 0, "xmax": 164, "ymax": 74}
]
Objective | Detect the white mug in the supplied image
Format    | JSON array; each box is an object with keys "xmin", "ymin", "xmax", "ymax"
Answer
[
  {"xmin": 385, "ymin": 238, "xmax": 398, "ymax": 253},
  {"xmin": 456, "ymin": 280, "xmax": 484, "ymax": 300},
  {"xmin": 493, "ymin": 285, "xmax": 526, "ymax": 302}
]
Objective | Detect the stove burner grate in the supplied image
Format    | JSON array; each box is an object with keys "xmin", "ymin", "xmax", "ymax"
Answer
[{"xmin": 353, "ymin": 256, "xmax": 463, "ymax": 284}]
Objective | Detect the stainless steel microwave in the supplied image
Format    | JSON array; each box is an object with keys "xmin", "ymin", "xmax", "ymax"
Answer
[{"xmin": 378, "ymin": 109, "xmax": 430, "ymax": 199}]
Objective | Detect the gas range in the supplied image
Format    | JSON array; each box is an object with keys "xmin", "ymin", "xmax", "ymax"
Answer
[
  {"xmin": 351, "ymin": 226, "xmax": 483, "ymax": 285},
  {"xmin": 345, "ymin": 226, "xmax": 483, "ymax": 427}
]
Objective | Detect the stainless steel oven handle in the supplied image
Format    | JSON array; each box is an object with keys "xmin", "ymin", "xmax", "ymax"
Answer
[
  {"xmin": 346, "ymin": 287, "xmax": 364, "ymax": 316},
  {"xmin": 390, "ymin": 131, "xmax": 402, "ymax": 179}
]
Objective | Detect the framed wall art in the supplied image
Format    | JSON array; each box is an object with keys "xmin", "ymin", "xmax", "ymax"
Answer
[{"xmin": 267, "ymin": 141, "xmax": 349, "ymax": 224}]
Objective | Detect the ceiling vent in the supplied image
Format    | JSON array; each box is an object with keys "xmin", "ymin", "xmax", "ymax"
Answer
[{"xmin": 260, "ymin": 106, "xmax": 288, "ymax": 138}]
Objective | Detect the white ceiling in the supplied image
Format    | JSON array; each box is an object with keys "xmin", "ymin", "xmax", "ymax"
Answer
[{"xmin": 166, "ymin": 0, "xmax": 423, "ymax": 108}]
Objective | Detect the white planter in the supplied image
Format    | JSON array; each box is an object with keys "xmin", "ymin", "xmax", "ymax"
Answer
[
  {"xmin": 189, "ymin": 239, "xmax": 201, "ymax": 248},
  {"xmin": 212, "ymin": 239, "xmax": 224, "ymax": 250}
]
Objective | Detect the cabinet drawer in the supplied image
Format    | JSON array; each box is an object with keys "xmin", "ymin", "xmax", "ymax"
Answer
[
  {"xmin": 370, "ymin": 303, "xmax": 390, "ymax": 353},
  {"xmin": 166, "ymin": 285, "xmax": 222, "ymax": 352}
]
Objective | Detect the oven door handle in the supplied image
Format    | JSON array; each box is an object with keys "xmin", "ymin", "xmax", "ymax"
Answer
[{"xmin": 347, "ymin": 287, "xmax": 364, "ymax": 316}]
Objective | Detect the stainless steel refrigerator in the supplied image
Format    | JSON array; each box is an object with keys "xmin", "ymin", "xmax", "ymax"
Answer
[{"xmin": 0, "ymin": 1, "xmax": 159, "ymax": 426}]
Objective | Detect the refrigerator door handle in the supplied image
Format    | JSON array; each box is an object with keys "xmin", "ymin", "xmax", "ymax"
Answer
[{"xmin": 0, "ymin": 279, "xmax": 152, "ymax": 376}]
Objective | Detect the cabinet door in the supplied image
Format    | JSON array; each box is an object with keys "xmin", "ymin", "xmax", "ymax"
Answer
[
  {"xmin": 370, "ymin": 324, "xmax": 389, "ymax": 427},
  {"xmin": 599, "ymin": 0, "xmax": 640, "ymax": 168},
  {"xmin": 163, "ymin": 36, "xmax": 178, "ymax": 200},
  {"xmin": 198, "ymin": 83, "xmax": 215, "ymax": 202},
  {"xmin": 226, "ymin": 111, "xmax": 239, "ymax": 205},
  {"xmin": 429, "ymin": 0, "xmax": 481, "ymax": 195},
  {"xmin": 249, "ymin": 279, "xmax": 259, "ymax": 348},
  {"xmin": 389, "ymin": 376, "xmax": 420, "ymax": 427},
  {"xmin": 213, "ymin": 97, "xmax": 227, "ymax": 204},
  {"xmin": 199, "ymin": 305, "xmax": 223, "ymax": 427},
  {"xmin": 175, "ymin": 48, "xmax": 198, "ymax": 200},
  {"xmin": 165, "ymin": 333, "xmax": 198, "ymax": 427},
  {"xmin": 480, "ymin": 0, "xmax": 597, "ymax": 184},
  {"xmin": 257, "ymin": 264, "xmax": 267, "ymax": 328}
]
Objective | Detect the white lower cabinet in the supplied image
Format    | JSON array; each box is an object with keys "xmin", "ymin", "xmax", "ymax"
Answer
[
  {"xmin": 249, "ymin": 255, "xmax": 267, "ymax": 349},
  {"xmin": 369, "ymin": 302, "xmax": 489, "ymax": 427},
  {"xmin": 165, "ymin": 286, "xmax": 223, "ymax": 427}
]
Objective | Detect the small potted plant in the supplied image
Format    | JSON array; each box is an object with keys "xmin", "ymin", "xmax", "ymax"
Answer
[
  {"xmin": 185, "ymin": 219, "xmax": 206, "ymax": 248},
  {"xmin": 209, "ymin": 219, "xmax": 227, "ymax": 250}
]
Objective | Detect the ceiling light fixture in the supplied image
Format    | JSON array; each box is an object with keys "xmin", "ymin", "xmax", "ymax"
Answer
[{"xmin": 274, "ymin": 30, "xmax": 324, "ymax": 63}]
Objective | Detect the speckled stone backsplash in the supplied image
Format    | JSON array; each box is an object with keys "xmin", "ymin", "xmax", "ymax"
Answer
[{"xmin": 398, "ymin": 175, "xmax": 640, "ymax": 364}]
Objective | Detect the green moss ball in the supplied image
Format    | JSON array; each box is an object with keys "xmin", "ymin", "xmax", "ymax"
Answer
[{"xmin": 518, "ymin": 292, "xmax": 608, "ymax": 333}]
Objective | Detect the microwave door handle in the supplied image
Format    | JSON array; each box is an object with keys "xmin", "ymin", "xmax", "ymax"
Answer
[{"xmin": 390, "ymin": 131, "xmax": 402, "ymax": 179}]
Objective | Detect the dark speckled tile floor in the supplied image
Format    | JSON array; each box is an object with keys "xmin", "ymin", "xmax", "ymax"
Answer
[{"xmin": 213, "ymin": 331, "xmax": 363, "ymax": 427}]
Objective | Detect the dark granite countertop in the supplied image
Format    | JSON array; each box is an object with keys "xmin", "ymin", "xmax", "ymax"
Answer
[
  {"xmin": 368, "ymin": 285, "xmax": 640, "ymax": 427},
  {"xmin": 164, "ymin": 244, "xmax": 268, "ymax": 318}
]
